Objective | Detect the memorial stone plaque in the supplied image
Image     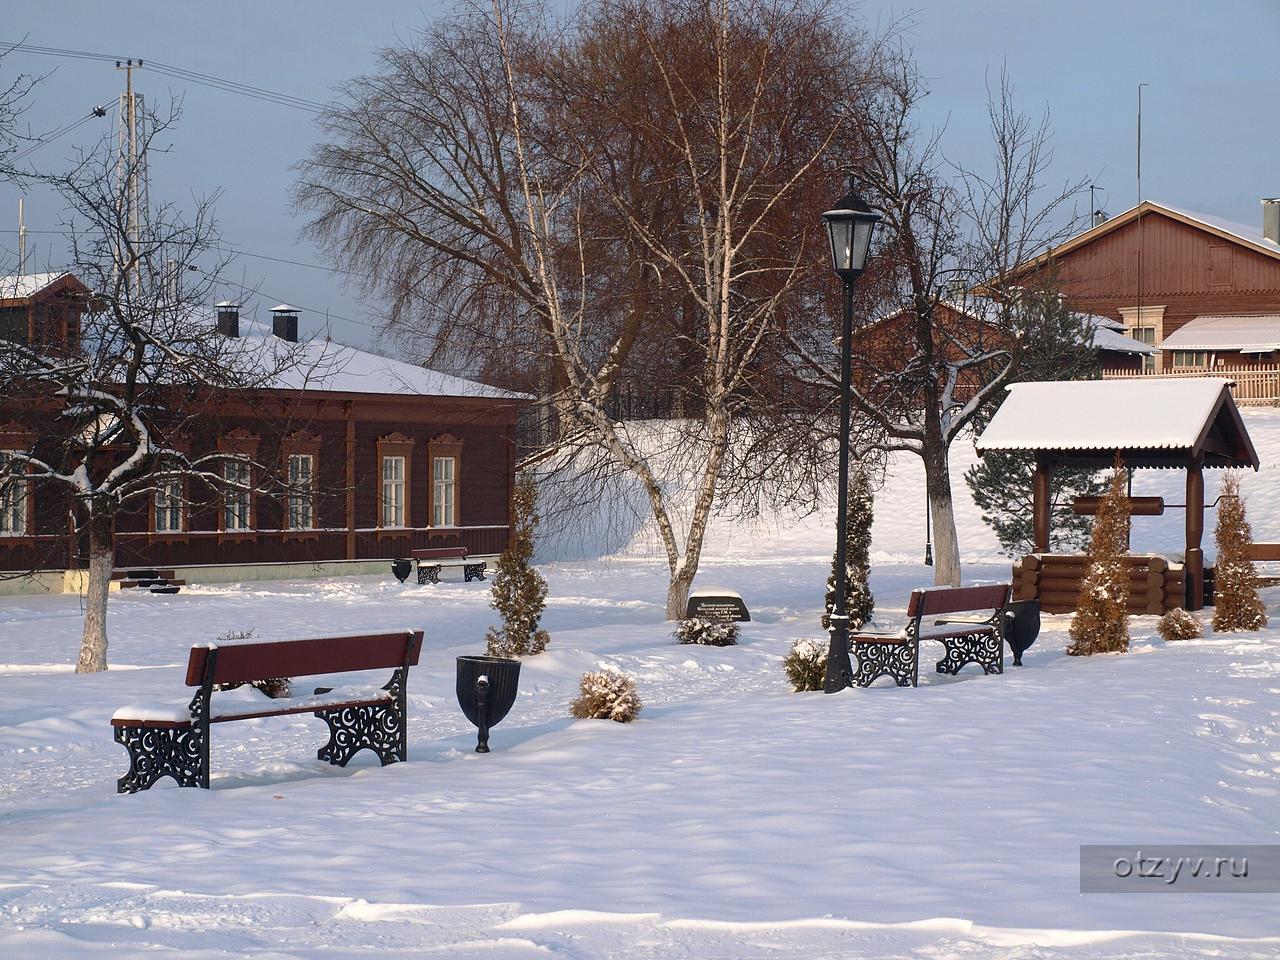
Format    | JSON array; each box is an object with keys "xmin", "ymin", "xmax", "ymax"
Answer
[{"xmin": 686, "ymin": 587, "xmax": 750, "ymax": 622}]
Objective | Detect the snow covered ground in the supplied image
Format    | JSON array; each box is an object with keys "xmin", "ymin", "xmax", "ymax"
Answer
[{"xmin": 3, "ymin": 410, "xmax": 1280, "ymax": 958}]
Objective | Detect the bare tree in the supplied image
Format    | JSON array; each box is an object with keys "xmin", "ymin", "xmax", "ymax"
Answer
[
  {"xmin": 298, "ymin": 0, "xmax": 887, "ymax": 617},
  {"xmin": 786, "ymin": 63, "xmax": 1087, "ymax": 586},
  {"xmin": 0, "ymin": 104, "xmax": 303, "ymax": 671}
]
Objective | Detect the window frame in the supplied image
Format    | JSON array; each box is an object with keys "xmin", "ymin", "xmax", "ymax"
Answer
[
  {"xmin": 286, "ymin": 452, "xmax": 315, "ymax": 531},
  {"xmin": 152, "ymin": 477, "xmax": 185, "ymax": 534},
  {"xmin": 376, "ymin": 433, "xmax": 414, "ymax": 531},
  {"xmin": 221, "ymin": 457, "xmax": 253, "ymax": 532},
  {"xmin": 0, "ymin": 448, "xmax": 30, "ymax": 537},
  {"xmin": 427, "ymin": 434, "xmax": 464, "ymax": 529}
]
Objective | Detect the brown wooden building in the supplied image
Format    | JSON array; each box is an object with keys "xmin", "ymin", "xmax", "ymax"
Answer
[
  {"xmin": 1018, "ymin": 199, "xmax": 1280, "ymax": 372},
  {"xmin": 0, "ymin": 277, "xmax": 528, "ymax": 585}
]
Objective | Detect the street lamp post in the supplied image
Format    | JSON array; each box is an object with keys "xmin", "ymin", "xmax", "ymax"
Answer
[{"xmin": 821, "ymin": 179, "xmax": 881, "ymax": 694}]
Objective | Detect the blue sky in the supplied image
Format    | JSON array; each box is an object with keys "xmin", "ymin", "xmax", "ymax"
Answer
[{"xmin": 2, "ymin": 0, "xmax": 1277, "ymax": 350}]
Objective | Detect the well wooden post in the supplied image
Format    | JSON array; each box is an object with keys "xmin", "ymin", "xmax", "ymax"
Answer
[
  {"xmin": 1032, "ymin": 453, "xmax": 1051, "ymax": 552},
  {"xmin": 1185, "ymin": 454, "xmax": 1205, "ymax": 610}
]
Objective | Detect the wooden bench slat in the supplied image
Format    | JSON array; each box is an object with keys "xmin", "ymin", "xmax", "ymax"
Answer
[
  {"xmin": 907, "ymin": 584, "xmax": 1010, "ymax": 618},
  {"xmin": 184, "ymin": 631, "xmax": 423, "ymax": 687}
]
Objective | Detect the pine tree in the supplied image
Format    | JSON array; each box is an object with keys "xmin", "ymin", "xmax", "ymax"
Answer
[
  {"xmin": 1212, "ymin": 472, "xmax": 1267, "ymax": 633},
  {"xmin": 965, "ymin": 453, "xmax": 1104, "ymax": 556},
  {"xmin": 823, "ymin": 468, "xmax": 874, "ymax": 630},
  {"xmin": 485, "ymin": 471, "xmax": 551, "ymax": 658},
  {"xmin": 1067, "ymin": 456, "xmax": 1131, "ymax": 656}
]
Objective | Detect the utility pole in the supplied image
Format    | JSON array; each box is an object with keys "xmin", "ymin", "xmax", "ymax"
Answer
[
  {"xmin": 114, "ymin": 59, "xmax": 145, "ymax": 289},
  {"xmin": 17, "ymin": 197, "xmax": 26, "ymax": 274}
]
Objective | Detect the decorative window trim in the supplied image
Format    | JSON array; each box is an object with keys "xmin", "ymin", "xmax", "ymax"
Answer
[
  {"xmin": 427, "ymin": 433, "xmax": 463, "ymax": 529},
  {"xmin": 219, "ymin": 456, "xmax": 254, "ymax": 536},
  {"xmin": 376, "ymin": 433, "xmax": 414, "ymax": 530},
  {"xmin": 0, "ymin": 445, "xmax": 33, "ymax": 538},
  {"xmin": 282, "ymin": 429, "xmax": 321, "ymax": 535},
  {"xmin": 149, "ymin": 476, "xmax": 189, "ymax": 540}
]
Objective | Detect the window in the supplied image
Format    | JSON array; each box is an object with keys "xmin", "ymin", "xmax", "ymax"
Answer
[
  {"xmin": 286, "ymin": 453, "xmax": 314, "ymax": 530},
  {"xmin": 222, "ymin": 458, "xmax": 251, "ymax": 531},
  {"xmin": 1171, "ymin": 350, "xmax": 1208, "ymax": 369},
  {"xmin": 433, "ymin": 456, "xmax": 456, "ymax": 526},
  {"xmin": 154, "ymin": 478, "xmax": 183, "ymax": 533},
  {"xmin": 381, "ymin": 455, "xmax": 406, "ymax": 527},
  {"xmin": 0, "ymin": 450, "xmax": 27, "ymax": 536},
  {"xmin": 1131, "ymin": 326, "xmax": 1157, "ymax": 373}
]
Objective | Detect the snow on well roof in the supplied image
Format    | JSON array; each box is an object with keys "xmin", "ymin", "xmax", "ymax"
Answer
[
  {"xmin": 0, "ymin": 272, "xmax": 71, "ymax": 299},
  {"xmin": 975, "ymin": 378, "xmax": 1240, "ymax": 453},
  {"xmin": 1159, "ymin": 315, "xmax": 1280, "ymax": 352}
]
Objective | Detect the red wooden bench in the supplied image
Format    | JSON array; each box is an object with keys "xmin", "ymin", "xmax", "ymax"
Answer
[
  {"xmin": 392, "ymin": 546, "xmax": 487, "ymax": 585},
  {"xmin": 848, "ymin": 584, "xmax": 1011, "ymax": 687},
  {"xmin": 110, "ymin": 629, "xmax": 423, "ymax": 793}
]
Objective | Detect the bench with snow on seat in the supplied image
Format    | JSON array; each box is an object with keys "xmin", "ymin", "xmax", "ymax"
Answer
[
  {"xmin": 110, "ymin": 629, "xmax": 422, "ymax": 794},
  {"xmin": 849, "ymin": 583, "xmax": 1012, "ymax": 687},
  {"xmin": 391, "ymin": 546, "xmax": 487, "ymax": 585}
]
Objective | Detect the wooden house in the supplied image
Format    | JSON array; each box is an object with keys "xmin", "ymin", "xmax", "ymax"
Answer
[
  {"xmin": 0, "ymin": 278, "xmax": 528, "ymax": 590},
  {"xmin": 1016, "ymin": 199, "xmax": 1280, "ymax": 373}
]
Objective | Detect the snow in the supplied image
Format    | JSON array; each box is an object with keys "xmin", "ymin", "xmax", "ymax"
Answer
[
  {"xmin": 975, "ymin": 377, "xmax": 1239, "ymax": 452},
  {"xmin": 1084, "ymin": 316, "xmax": 1155, "ymax": 354},
  {"xmin": 0, "ymin": 271, "xmax": 69, "ymax": 299},
  {"xmin": 6, "ymin": 413, "xmax": 1280, "ymax": 958},
  {"xmin": 1159, "ymin": 314, "xmax": 1280, "ymax": 352}
]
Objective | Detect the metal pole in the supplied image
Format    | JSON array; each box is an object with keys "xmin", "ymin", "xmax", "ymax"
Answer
[{"xmin": 824, "ymin": 279, "xmax": 856, "ymax": 693}]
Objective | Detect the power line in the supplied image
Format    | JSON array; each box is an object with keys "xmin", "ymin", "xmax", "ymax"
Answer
[{"xmin": 0, "ymin": 41, "xmax": 327, "ymax": 114}]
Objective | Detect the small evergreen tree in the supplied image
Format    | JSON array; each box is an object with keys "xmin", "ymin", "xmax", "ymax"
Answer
[
  {"xmin": 1067, "ymin": 456, "xmax": 1131, "ymax": 656},
  {"xmin": 822, "ymin": 468, "xmax": 874, "ymax": 630},
  {"xmin": 966, "ymin": 455, "xmax": 1104, "ymax": 556},
  {"xmin": 485, "ymin": 471, "xmax": 551, "ymax": 658},
  {"xmin": 1212, "ymin": 472, "xmax": 1267, "ymax": 633}
]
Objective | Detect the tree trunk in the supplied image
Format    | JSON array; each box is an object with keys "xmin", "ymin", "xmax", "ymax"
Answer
[
  {"xmin": 665, "ymin": 563, "xmax": 695, "ymax": 620},
  {"xmin": 75, "ymin": 513, "xmax": 114, "ymax": 673},
  {"xmin": 923, "ymin": 439, "xmax": 961, "ymax": 587}
]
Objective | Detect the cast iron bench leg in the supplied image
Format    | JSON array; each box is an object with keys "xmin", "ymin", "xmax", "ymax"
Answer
[
  {"xmin": 852, "ymin": 641, "xmax": 918, "ymax": 688},
  {"xmin": 114, "ymin": 722, "xmax": 207, "ymax": 794},
  {"xmin": 935, "ymin": 630, "xmax": 1004, "ymax": 676},
  {"xmin": 315, "ymin": 701, "xmax": 406, "ymax": 767},
  {"xmin": 417, "ymin": 563, "xmax": 441, "ymax": 585},
  {"xmin": 464, "ymin": 562, "xmax": 486, "ymax": 582}
]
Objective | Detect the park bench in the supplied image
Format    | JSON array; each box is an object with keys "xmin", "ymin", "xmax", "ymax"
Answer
[
  {"xmin": 1246, "ymin": 543, "xmax": 1280, "ymax": 588},
  {"xmin": 391, "ymin": 546, "xmax": 487, "ymax": 585},
  {"xmin": 110, "ymin": 629, "xmax": 423, "ymax": 794},
  {"xmin": 849, "ymin": 583, "xmax": 1012, "ymax": 687}
]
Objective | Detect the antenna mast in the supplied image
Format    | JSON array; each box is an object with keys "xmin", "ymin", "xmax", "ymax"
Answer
[{"xmin": 17, "ymin": 197, "xmax": 26, "ymax": 273}]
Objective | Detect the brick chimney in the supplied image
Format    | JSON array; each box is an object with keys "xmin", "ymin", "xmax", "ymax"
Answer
[
  {"xmin": 271, "ymin": 304, "xmax": 299, "ymax": 343},
  {"xmin": 215, "ymin": 300, "xmax": 240, "ymax": 338},
  {"xmin": 1263, "ymin": 198, "xmax": 1280, "ymax": 245}
]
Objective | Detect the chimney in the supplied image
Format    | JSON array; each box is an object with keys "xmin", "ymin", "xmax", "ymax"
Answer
[
  {"xmin": 270, "ymin": 303, "xmax": 299, "ymax": 343},
  {"xmin": 215, "ymin": 300, "xmax": 240, "ymax": 338},
  {"xmin": 1093, "ymin": 209, "xmax": 1108, "ymax": 227},
  {"xmin": 1263, "ymin": 198, "xmax": 1280, "ymax": 245}
]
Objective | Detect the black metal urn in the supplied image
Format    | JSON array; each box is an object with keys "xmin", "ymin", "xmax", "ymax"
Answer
[
  {"xmin": 1002, "ymin": 599, "xmax": 1041, "ymax": 666},
  {"xmin": 455, "ymin": 655, "xmax": 521, "ymax": 753},
  {"xmin": 391, "ymin": 559, "xmax": 412, "ymax": 583}
]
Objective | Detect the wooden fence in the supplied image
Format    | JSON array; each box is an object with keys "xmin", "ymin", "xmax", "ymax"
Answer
[{"xmin": 1101, "ymin": 364, "xmax": 1280, "ymax": 405}]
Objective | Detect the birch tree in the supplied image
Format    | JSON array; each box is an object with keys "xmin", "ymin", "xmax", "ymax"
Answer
[
  {"xmin": 0, "ymin": 106, "xmax": 302, "ymax": 671},
  {"xmin": 297, "ymin": 0, "xmax": 885, "ymax": 617}
]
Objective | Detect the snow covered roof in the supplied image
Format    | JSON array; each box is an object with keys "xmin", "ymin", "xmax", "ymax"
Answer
[
  {"xmin": 0, "ymin": 271, "xmax": 74, "ymax": 300},
  {"xmin": 1159, "ymin": 315, "xmax": 1280, "ymax": 353},
  {"xmin": 234, "ymin": 327, "xmax": 530, "ymax": 400},
  {"xmin": 1080, "ymin": 314, "xmax": 1156, "ymax": 355},
  {"xmin": 975, "ymin": 378, "xmax": 1258, "ymax": 468}
]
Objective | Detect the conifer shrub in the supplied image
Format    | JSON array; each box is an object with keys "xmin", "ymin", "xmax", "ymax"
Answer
[
  {"xmin": 673, "ymin": 616, "xmax": 739, "ymax": 646},
  {"xmin": 569, "ymin": 669, "xmax": 642, "ymax": 723},
  {"xmin": 1212, "ymin": 472, "xmax": 1268, "ymax": 633},
  {"xmin": 783, "ymin": 638, "xmax": 827, "ymax": 692},
  {"xmin": 1157, "ymin": 607, "xmax": 1203, "ymax": 642},
  {"xmin": 822, "ymin": 469, "xmax": 875, "ymax": 630},
  {"xmin": 486, "ymin": 472, "xmax": 552, "ymax": 658},
  {"xmin": 1067, "ymin": 457, "xmax": 1131, "ymax": 656}
]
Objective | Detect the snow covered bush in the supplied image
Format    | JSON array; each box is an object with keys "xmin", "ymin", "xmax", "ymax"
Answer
[
  {"xmin": 1067, "ymin": 457, "xmax": 1130, "ymax": 656},
  {"xmin": 783, "ymin": 638, "xmax": 827, "ymax": 692},
  {"xmin": 569, "ymin": 669, "xmax": 642, "ymax": 723},
  {"xmin": 1212, "ymin": 472, "xmax": 1267, "ymax": 633},
  {"xmin": 486, "ymin": 472, "xmax": 551, "ymax": 658},
  {"xmin": 822, "ymin": 468, "xmax": 874, "ymax": 630},
  {"xmin": 673, "ymin": 617, "xmax": 739, "ymax": 646},
  {"xmin": 1157, "ymin": 608, "xmax": 1202, "ymax": 642},
  {"xmin": 211, "ymin": 628, "xmax": 291, "ymax": 698}
]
